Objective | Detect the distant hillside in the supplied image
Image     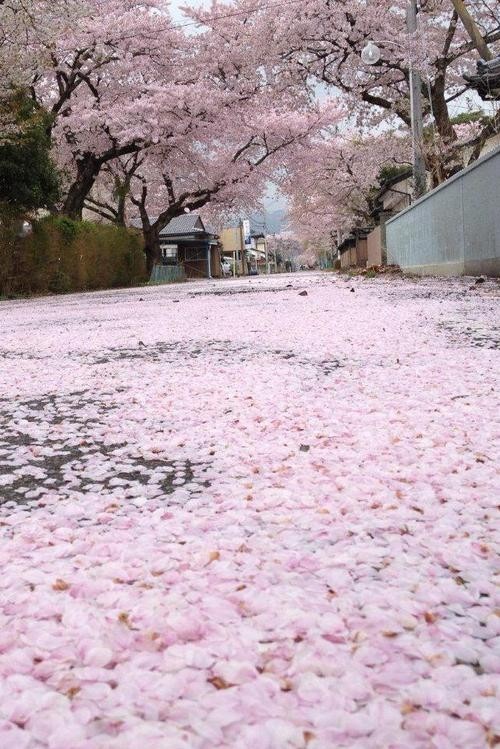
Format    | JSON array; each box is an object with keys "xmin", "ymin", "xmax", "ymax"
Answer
[
  {"xmin": 221, "ymin": 207, "xmax": 288, "ymax": 236},
  {"xmin": 250, "ymin": 207, "xmax": 287, "ymax": 235}
]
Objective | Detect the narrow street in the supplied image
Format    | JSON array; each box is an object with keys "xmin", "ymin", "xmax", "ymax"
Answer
[{"xmin": 0, "ymin": 272, "xmax": 499, "ymax": 749}]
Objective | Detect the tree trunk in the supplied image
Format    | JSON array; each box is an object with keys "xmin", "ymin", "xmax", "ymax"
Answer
[
  {"xmin": 113, "ymin": 174, "xmax": 132, "ymax": 226},
  {"xmin": 115, "ymin": 194, "xmax": 127, "ymax": 226},
  {"xmin": 143, "ymin": 226, "xmax": 161, "ymax": 277},
  {"xmin": 420, "ymin": 73, "xmax": 469, "ymax": 185},
  {"xmin": 63, "ymin": 153, "xmax": 101, "ymax": 219},
  {"xmin": 431, "ymin": 80, "xmax": 457, "ymax": 145}
]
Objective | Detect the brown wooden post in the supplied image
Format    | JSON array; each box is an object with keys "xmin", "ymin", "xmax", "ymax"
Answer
[{"xmin": 450, "ymin": 0, "xmax": 493, "ymax": 61}]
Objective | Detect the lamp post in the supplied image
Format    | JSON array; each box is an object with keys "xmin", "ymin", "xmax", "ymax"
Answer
[{"xmin": 361, "ymin": 0, "xmax": 427, "ymax": 200}]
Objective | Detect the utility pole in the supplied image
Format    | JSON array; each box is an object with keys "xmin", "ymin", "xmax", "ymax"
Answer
[
  {"xmin": 406, "ymin": 0, "xmax": 427, "ymax": 199},
  {"xmin": 238, "ymin": 221, "xmax": 243, "ymax": 276},
  {"xmin": 206, "ymin": 241, "xmax": 212, "ymax": 279},
  {"xmin": 450, "ymin": 0, "xmax": 492, "ymax": 61}
]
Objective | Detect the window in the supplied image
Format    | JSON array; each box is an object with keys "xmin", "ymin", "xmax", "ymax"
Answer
[
  {"xmin": 161, "ymin": 243, "xmax": 178, "ymax": 265},
  {"xmin": 184, "ymin": 247, "xmax": 207, "ymax": 262}
]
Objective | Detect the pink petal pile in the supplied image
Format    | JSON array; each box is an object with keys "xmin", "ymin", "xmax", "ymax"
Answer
[{"xmin": 0, "ymin": 273, "xmax": 499, "ymax": 749}]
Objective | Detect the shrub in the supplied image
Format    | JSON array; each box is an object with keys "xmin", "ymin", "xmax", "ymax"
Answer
[
  {"xmin": 0, "ymin": 216, "xmax": 147, "ymax": 297},
  {"xmin": 0, "ymin": 92, "xmax": 60, "ymax": 212}
]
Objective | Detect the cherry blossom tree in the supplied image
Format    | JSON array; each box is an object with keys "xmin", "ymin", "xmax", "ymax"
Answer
[
  {"xmin": 49, "ymin": 4, "xmax": 341, "ymax": 271},
  {"xmin": 0, "ymin": 1, "xmax": 185, "ymax": 217},
  {"xmin": 282, "ymin": 131, "xmax": 411, "ymax": 243},
  {"xmin": 266, "ymin": 234, "xmax": 304, "ymax": 269},
  {"xmin": 127, "ymin": 104, "xmax": 335, "ymax": 273},
  {"xmin": 83, "ymin": 154, "xmax": 143, "ymax": 227},
  {"xmin": 3, "ymin": 0, "xmax": 337, "ymax": 250},
  {"xmin": 0, "ymin": 1, "xmax": 40, "ymax": 135},
  {"xmin": 0, "ymin": 1, "xmax": 33, "ymax": 87},
  {"xmin": 196, "ymin": 0, "xmax": 500, "ymax": 183}
]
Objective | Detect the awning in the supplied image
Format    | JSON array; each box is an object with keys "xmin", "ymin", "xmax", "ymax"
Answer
[{"xmin": 247, "ymin": 249, "xmax": 265, "ymax": 258}]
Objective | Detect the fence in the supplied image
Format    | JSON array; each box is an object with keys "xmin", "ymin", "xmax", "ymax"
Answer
[
  {"xmin": 386, "ymin": 146, "xmax": 500, "ymax": 277},
  {"xmin": 150, "ymin": 264, "xmax": 186, "ymax": 284}
]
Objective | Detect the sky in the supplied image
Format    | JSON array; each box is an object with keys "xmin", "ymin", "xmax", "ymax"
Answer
[{"xmin": 169, "ymin": 0, "xmax": 207, "ymax": 25}]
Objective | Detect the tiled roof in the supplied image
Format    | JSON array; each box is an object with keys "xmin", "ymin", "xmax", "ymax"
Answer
[
  {"xmin": 160, "ymin": 215, "xmax": 205, "ymax": 235},
  {"xmin": 129, "ymin": 214, "xmax": 208, "ymax": 235}
]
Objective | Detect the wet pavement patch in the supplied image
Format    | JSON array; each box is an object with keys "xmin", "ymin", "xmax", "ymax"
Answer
[
  {"xmin": 90, "ymin": 340, "xmax": 345, "ymax": 377},
  {"xmin": 0, "ymin": 391, "xmax": 210, "ymax": 507},
  {"xmin": 438, "ymin": 320, "xmax": 500, "ymax": 350}
]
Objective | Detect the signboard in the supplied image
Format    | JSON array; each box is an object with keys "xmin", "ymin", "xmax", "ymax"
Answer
[{"xmin": 242, "ymin": 219, "xmax": 252, "ymax": 248}]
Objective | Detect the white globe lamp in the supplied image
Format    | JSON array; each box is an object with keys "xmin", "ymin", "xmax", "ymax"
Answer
[{"xmin": 361, "ymin": 41, "xmax": 381, "ymax": 66}]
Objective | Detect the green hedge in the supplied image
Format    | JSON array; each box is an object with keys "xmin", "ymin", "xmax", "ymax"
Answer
[{"xmin": 0, "ymin": 216, "xmax": 147, "ymax": 297}]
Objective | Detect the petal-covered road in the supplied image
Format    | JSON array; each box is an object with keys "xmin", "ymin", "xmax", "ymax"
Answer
[{"xmin": 0, "ymin": 272, "xmax": 499, "ymax": 749}]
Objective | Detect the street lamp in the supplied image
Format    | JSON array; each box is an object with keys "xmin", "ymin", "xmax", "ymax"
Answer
[
  {"xmin": 361, "ymin": 41, "xmax": 382, "ymax": 66},
  {"xmin": 361, "ymin": 1, "xmax": 427, "ymax": 199}
]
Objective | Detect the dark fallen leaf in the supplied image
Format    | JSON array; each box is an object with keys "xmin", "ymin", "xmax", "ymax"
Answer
[
  {"xmin": 475, "ymin": 277, "xmax": 486, "ymax": 284},
  {"xmin": 350, "ymin": 288, "xmax": 355, "ymax": 293},
  {"xmin": 401, "ymin": 701, "xmax": 418, "ymax": 715},
  {"xmin": 138, "ymin": 341, "xmax": 146, "ymax": 348},
  {"xmin": 208, "ymin": 676, "xmax": 233, "ymax": 690},
  {"xmin": 299, "ymin": 444, "xmax": 310, "ymax": 452},
  {"xmin": 299, "ymin": 290, "xmax": 308, "ymax": 297},
  {"xmin": 52, "ymin": 578, "xmax": 70, "ymax": 591},
  {"xmin": 118, "ymin": 611, "xmax": 133, "ymax": 628}
]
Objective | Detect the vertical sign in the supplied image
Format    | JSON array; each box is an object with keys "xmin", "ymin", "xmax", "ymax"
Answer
[{"xmin": 242, "ymin": 219, "xmax": 252, "ymax": 248}]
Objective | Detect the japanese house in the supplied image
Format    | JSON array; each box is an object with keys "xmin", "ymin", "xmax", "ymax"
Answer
[{"xmin": 158, "ymin": 215, "xmax": 221, "ymax": 279}]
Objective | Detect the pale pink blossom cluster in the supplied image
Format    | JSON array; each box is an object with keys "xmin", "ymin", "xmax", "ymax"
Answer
[{"xmin": 0, "ymin": 273, "xmax": 499, "ymax": 748}]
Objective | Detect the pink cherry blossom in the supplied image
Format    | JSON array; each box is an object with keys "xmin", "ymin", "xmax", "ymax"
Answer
[{"xmin": 0, "ymin": 272, "xmax": 498, "ymax": 748}]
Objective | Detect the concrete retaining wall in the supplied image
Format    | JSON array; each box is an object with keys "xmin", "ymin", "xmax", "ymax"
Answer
[{"xmin": 386, "ymin": 146, "xmax": 500, "ymax": 277}]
